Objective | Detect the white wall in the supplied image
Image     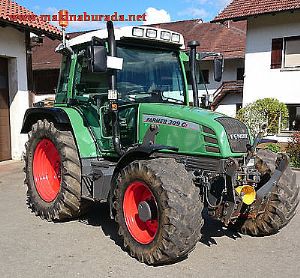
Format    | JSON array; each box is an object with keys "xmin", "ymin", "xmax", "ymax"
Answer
[
  {"xmin": 244, "ymin": 11, "xmax": 300, "ymax": 105},
  {"xmin": 187, "ymin": 58, "xmax": 244, "ymax": 116},
  {"xmin": 216, "ymin": 93, "xmax": 243, "ymax": 117},
  {"xmin": 198, "ymin": 59, "xmax": 244, "ymax": 95},
  {"xmin": 0, "ymin": 26, "xmax": 28, "ymax": 160}
]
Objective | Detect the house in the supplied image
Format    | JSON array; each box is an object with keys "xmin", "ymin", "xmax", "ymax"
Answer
[
  {"xmin": 0, "ymin": 0, "xmax": 61, "ymax": 161},
  {"xmin": 213, "ymin": 0, "xmax": 300, "ymax": 131},
  {"xmin": 32, "ymin": 20, "xmax": 246, "ymax": 118}
]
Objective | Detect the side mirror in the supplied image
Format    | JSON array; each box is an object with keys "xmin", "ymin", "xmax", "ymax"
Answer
[
  {"xmin": 87, "ymin": 42, "xmax": 123, "ymax": 72},
  {"xmin": 87, "ymin": 40, "xmax": 107, "ymax": 73},
  {"xmin": 214, "ymin": 57, "xmax": 223, "ymax": 82}
]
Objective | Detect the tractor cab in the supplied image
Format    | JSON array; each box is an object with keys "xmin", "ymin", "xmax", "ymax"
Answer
[
  {"xmin": 55, "ymin": 25, "xmax": 187, "ymax": 106},
  {"xmin": 54, "ymin": 23, "xmax": 225, "ymax": 156}
]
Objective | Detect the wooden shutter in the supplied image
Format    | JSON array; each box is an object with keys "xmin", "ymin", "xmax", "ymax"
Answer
[
  {"xmin": 0, "ymin": 57, "xmax": 11, "ymax": 161},
  {"xmin": 271, "ymin": 38, "xmax": 283, "ymax": 69}
]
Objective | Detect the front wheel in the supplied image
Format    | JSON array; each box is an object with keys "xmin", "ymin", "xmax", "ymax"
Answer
[
  {"xmin": 233, "ymin": 149, "xmax": 299, "ymax": 236},
  {"xmin": 113, "ymin": 158, "xmax": 203, "ymax": 265}
]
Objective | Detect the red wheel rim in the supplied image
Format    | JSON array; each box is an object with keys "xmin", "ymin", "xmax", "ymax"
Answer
[
  {"xmin": 123, "ymin": 181, "xmax": 159, "ymax": 244},
  {"xmin": 33, "ymin": 139, "xmax": 61, "ymax": 202}
]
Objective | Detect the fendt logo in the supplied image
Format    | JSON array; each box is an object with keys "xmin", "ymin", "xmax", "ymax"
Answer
[{"xmin": 229, "ymin": 133, "xmax": 248, "ymax": 140}]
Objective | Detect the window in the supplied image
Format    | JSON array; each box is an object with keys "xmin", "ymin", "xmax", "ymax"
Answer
[
  {"xmin": 117, "ymin": 47, "xmax": 185, "ymax": 104},
  {"xmin": 236, "ymin": 103, "xmax": 243, "ymax": 112},
  {"xmin": 271, "ymin": 36, "xmax": 300, "ymax": 69},
  {"xmin": 56, "ymin": 56, "xmax": 71, "ymax": 103},
  {"xmin": 33, "ymin": 69, "xmax": 60, "ymax": 94},
  {"xmin": 74, "ymin": 46, "xmax": 185, "ymax": 104},
  {"xmin": 199, "ymin": 69, "xmax": 209, "ymax": 84},
  {"xmin": 284, "ymin": 38, "xmax": 300, "ymax": 68},
  {"xmin": 237, "ymin": 68, "xmax": 244, "ymax": 81},
  {"xmin": 74, "ymin": 54, "xmax": 109, "ymax": 99},
  {"xmin": 287, "ymin": 104, "xmax": 300, "ymax": 131}
]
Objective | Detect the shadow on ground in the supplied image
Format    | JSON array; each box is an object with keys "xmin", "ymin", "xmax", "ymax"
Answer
[
  {"xmin": 200, "ymin": 209, "xmax": 242, "ymax": 246},
  {"xmin": 79, "ymin": 203, "xmax": 124, "ymax": 249},
  {"xmin": 78, "ymin": 204, "xmax": 242, "ymax": 250}
]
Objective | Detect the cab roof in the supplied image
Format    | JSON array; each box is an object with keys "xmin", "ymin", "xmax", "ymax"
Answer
[{"xmin": 63, "ymin": 25, "xmax": 185, "ymax": 49}]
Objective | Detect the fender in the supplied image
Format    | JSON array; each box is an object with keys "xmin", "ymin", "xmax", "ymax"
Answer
[
  {"xmin": 21, "ymin": 107, "xmax": 98, "ymax": 158},
  {"xmin": 115, "ymin": 144, "xmax": 178, "ymax": 173},
  {"xmin": 21, "ymin": 107, "xmax": 70, "ymax": 133}
]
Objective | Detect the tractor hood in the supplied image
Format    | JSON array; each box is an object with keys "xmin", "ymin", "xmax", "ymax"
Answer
[{"xmin": 138, "ymin": 103, "xmax": 251, "ymax": 158}]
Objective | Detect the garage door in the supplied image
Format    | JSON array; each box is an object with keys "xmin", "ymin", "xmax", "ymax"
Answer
[{"xmin": 0, "ymin": 57, "xmax": 11, "ymax": 161}]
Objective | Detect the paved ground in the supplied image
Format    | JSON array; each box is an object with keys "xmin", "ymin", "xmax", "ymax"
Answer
[{"xmin": 0, "ymin": 160, "xmax": 299, "ymax": 278}]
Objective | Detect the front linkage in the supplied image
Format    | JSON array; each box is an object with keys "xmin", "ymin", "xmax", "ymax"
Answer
[{"xmin": 190, "ymin": 133, "xmax": 298, "ymax": 236}]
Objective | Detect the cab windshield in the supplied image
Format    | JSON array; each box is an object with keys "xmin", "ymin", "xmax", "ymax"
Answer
[
  {"xmin": 117, "ymin": 46, "xmax": 185, "ymax": 104},
  {"xmin": 73, "ymin": 46, "xmax": 185, "ymax": 105}
]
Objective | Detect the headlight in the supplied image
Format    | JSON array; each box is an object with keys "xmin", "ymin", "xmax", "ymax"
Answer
[
  {"xmin": 172, "ymin": 33, "xmax": 180, "ymax": 43},
  {"xmin": 132, "ymin": 27, "xmax": 144, "ymax": 37},
  {"xmin": 160, "ymin": 31, "xmax": 171, "ymax": 41},
  {"xmin": 146, "ymin": 29, "xmax": 157, "ymax": 38}
]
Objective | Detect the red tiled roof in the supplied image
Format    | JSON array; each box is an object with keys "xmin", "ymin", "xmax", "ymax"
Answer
[
  {"xmin": 151, "ymin": 20, "xmax": 246, "ymax": 59},
  {"xmin": 213, "ymin": 0, "xmax": 300, "ymax": 22},
  {"xmin": 0, "ymin": 0, "xmax": 61, "ymax": 39}
]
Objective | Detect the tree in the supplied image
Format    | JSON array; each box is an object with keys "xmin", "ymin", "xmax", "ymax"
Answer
[{"xmin": 237, "ymin": 98, "xmax": 288, "ymax": 135}]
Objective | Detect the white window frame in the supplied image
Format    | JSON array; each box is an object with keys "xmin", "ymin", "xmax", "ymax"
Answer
[{"xmin": 283, "ymin": 36, "xmax": 300, "ymax": 69}]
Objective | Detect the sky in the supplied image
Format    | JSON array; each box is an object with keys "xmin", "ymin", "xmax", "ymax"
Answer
[{"xmin": 17, "ymin": 0, "xmax": 232, "ymax": 31}]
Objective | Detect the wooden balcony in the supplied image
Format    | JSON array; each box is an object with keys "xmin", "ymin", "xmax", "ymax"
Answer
[{"xmin": 211, "ymin": 80, "xmax": 244, "ymax": 110}]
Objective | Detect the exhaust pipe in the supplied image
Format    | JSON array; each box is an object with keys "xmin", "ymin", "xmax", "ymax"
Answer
[
  {"xmin": 188, "ymin": 41, "xmax": 200, "ymax": 107},
  {"xmin": 107, "ymin": 21, "xmax": 124, "ymax": 156}
]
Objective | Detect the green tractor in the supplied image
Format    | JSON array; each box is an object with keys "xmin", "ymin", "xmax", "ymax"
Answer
[{"xmin": 22, "ymin": 22, "xmax": 299, "ymax": 265}]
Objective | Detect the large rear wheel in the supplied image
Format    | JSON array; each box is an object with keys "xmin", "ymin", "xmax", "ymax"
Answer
[
  {"xmin": 233, "ymin": 149, "xmax": 299, "ymax": 236},
  {"xmin": 24, "ymin": 119, "xmax": 86, "ymax": 221},
  {"xmin": 114, "ymin": 158, "xmax": 203, "ymax": 265}
]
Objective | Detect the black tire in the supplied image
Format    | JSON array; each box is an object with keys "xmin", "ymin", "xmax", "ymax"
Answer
[
  {"xmin": 233, "ymin": 149, "xmax": 299, "ymax": 236},
  {"xmin": 24, "ymin": 119, "xmax": 86, "ymax": 221},
  {"xmin": 113, "ymin": 158, "xmax": 203, "ymax": 265}
]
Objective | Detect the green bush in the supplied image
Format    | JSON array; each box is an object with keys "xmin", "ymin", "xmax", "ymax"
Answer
[
  {"xmin": 287, "ymin": 132, "xmax": 300, "ymax": 168},
  {"xmin": 266, "ymin": 143, "xmax": 281, "ymax": 153},
  {"xmin": 237, "ymin": 98, "xmax": 288, "ymax": 136}
]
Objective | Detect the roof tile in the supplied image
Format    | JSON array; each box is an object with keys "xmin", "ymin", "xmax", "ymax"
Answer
[
  {"xmin": 151, "ymin": 20, "xmax": 246, "ymax": 59},
  {"xmin": 0, "ymin": 0, "xmax": 61, "ymax": 39},
  {"xmin": 213, "ymin": 0, "xmax": 300, "ymax": 22}
]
